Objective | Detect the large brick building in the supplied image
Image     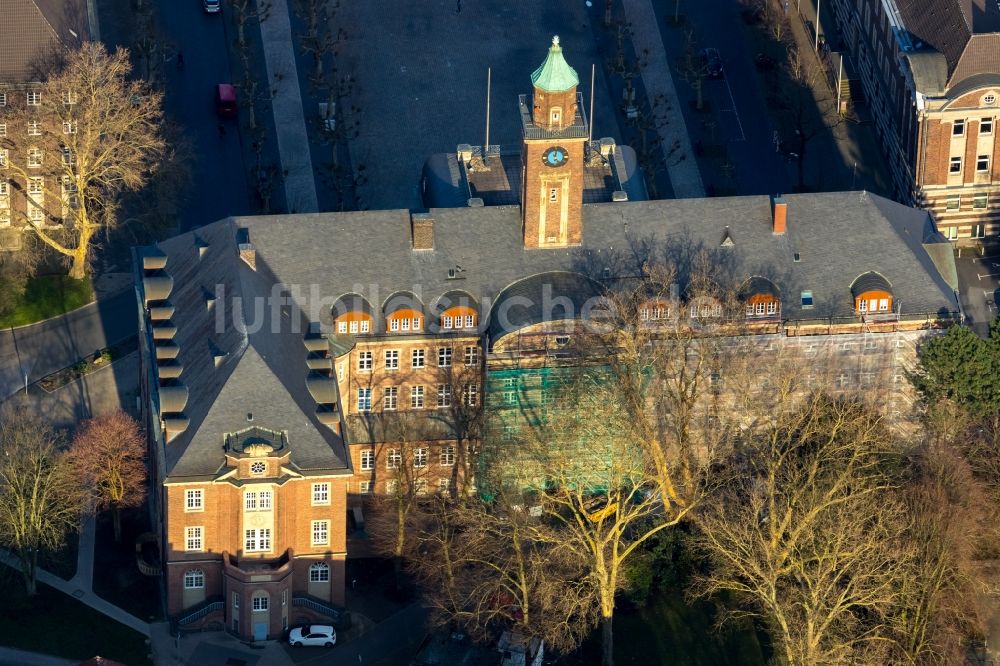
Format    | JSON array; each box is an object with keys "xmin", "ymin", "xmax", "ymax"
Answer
[
  {"xmin": 137, "ymin": 36, "xmax": 962, "ymax": 640},
  {"xmin": 827, "ymin": 0, "xmax": 1000, "ymax": 241}
]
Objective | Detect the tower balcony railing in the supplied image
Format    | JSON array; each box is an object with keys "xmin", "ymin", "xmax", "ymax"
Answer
[{"xmin": 518, "ymin": 93, "xmax": 589, "ymax": 139}]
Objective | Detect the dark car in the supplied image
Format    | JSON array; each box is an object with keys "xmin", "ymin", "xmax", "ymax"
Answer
[
  {"xmin": 215, "ymin": 84, "xmax": 237, "ymax": 118},
  {"xmin": 700, "ymin": 48, "xmax": 724, "ymax": 79}
]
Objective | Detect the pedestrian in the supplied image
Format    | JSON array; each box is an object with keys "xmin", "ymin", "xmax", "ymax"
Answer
[
  {"xmin": 217, "ymin": 123, "xmax": 226, "ymax": 138},
  {"xmin": 456, "ymin": 0, "xmax": 461, "ymax": 14},
  {"xmin": 176, "ymin": 50, "xmax": 184, "ymax": 69}
]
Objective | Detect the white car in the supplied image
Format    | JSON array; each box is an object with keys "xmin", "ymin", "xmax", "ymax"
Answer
[{"xmin": 289, "ymin": 624, "xmax": 336, "ymax": 647}]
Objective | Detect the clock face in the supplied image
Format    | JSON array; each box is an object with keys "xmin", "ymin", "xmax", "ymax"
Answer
[{"xmin": 542, "ymin": 146, "xmax": 568, "ymax": 168}]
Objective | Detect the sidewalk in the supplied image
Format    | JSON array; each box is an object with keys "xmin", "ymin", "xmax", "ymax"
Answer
[
  {"xmin": 622, "ymin": 0, "xmax": 705, "ymax": 198},
  {"xmin": 258, "ymin": 0, "xmax": 319, "ymax": 213}
]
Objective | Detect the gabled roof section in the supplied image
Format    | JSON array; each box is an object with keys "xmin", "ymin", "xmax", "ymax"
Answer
[
  {"xmin": 0, "ymin": 0, "xmax": 88, "ymax": 83},
  {"xmin": 949, "ymin": 33, "xmax": 1000, "ymax": 86},
  {"xmin": 530, "ymin": 36, "xmax": 579, "ymax": 93},
  {"xmin": 897, "ymin": 0, "xmax": 971, "ymax": 74}
]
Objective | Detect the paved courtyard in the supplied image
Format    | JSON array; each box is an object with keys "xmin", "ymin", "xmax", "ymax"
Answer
[
  {"xmin": 334, "ymin": 0, "xmax": 624, "ymax": 211},
  {"xmin": 955, "ymin": 251, "xmax": 1000, "ymax": 337}
]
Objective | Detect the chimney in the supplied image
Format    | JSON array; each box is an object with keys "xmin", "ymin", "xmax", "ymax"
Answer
[
  {"xmin": 411, "ymin": 213, "xmax": 434, "ymax": 250},
  {"xmin": 772, "ymin": 196, "xmax": 787, "ymax": 235},
  {"xmin": 237, "ymin": 228, "xmax": 256, "ymax": 269}
]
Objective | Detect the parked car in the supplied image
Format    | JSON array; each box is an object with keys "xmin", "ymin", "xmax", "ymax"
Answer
[
  {"xmin": 288, "ymin": 624, "xmax": 336, "ymax": 647},
  {"xmin": 215, "ymin": 84, "xmax": 237, "ymax": 118},
  {"xmin": 203, "ymin": 0, "xmax": 220, "ymax": 13},
  {"xmin": 700, "ymin": 48, "xmax": 724, "ymax": 79}
]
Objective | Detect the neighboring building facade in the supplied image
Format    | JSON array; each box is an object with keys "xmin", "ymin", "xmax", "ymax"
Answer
[
  {"xmin": 828, "ymin": 0, "xmax": 1000, "ymax": 241},
  {"xmin": 0, "ymin": 0, "xmax": 90, "ymax": 248},
  {"xmin": 136, "ymin": 36, "xmax": 962, "ymax": 639}
]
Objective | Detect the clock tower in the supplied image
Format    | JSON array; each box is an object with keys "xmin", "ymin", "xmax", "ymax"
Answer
[{"xmin": 521, "ymin": 36, "xmax": 588, "ymax": 249}]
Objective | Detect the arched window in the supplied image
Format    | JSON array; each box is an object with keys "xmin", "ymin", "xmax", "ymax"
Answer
[
  {"xmin": 183, "ymin": 569, "xmax": 204, "ymax": 589},
  {"xmin": 850, "ymin": 272, "xmax": 892, "ymax": 315},
  {"xmin": 309, "ymin": 562, "xmax": 330, "ymax": 582}
]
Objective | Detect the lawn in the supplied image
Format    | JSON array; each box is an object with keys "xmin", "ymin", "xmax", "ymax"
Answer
[
  {"xmin": 571, "ymin": 593, "xmax": 769, "ymax": 665},
  {"xmin": 0, "ymin": 572, "xmax": 151, "ymax": 664},
  {"xmin": 0, "ymin": 274, "xmax": 94, "ymax": 328},
  {"xmin": 92, "ymin": 507, "xmax": 163, "ymax": 623}
]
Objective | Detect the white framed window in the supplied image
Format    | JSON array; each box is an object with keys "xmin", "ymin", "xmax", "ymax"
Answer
[
  {"xmin": 464, "ymin": 346, "xmax": 479, "ymax": 366},
  {"xmin": 953, "ymin": 119, "xmax": 965, "ymax": 136},
  {"xmin": 258, "ymin": 490, "xmax": 272, "ymax": 510},
  {"xmin": 63, "ymin": 90, "xmax": 77, "ymax": 106},
  {"xmin": 0, "ymin": 93, "xmax": 6, "ymax": 106},
  {"xmin": 349, "ymin": 320, "xmax": 359, "ymax": 334},
  {"xmin": 62, "ymin": 121, "xmax": 76, "ymax": 135},
  {"xmin": 312, "ymin": 483, "xmax": 330, "ymax": 505},
  {"xmin": 252, "ymin": 594, "xmax": 268, "ymax": 611},
  {"xmin": 26, "ymin": 91, "xmax": 40, "ymax": 106},
  {"xmin": 400, "ymin": 318, "xmax": 410, "ymax": 331},
  {"xmin": 640, "ymin": 307, "xmax": 649, "ymax": 320},
  {"xmin": 185, "ymin": 526, "xmax": 203, "ymax": 551},
  {"xmin": 985, "ymin": 94, "xmax": 997, "ymax": 105},
  {"xmin": 385, "ymin": 349, "xmax": 399, "ymax": 370},
  {"xmin": 437, "ymin": 384, "xmax": 452, "ymax": 407},
  {"xmin": 184, "ymin": 569, "xmax": 205, "ymax": 589},
  {"xmin": 878, "ymin": 298, "xmax": 889, "ymax": 312},
  {"xmin": 27, "ymin": 176, "xmax": 44, "ymax": 222},
  {"xmin": 858, "ymin": 299, "xmax": 867, "ymax": 313},
  {"xmin": 462, "ymin": 383, "xmax": 479, "ymax": 407},
  {"xmin": 358, "ymin": 350, "xmax": 372, "ymax": 371},
  {"xmin": 410, "ymin": 385, "xmax": 425, "ymax": 408},
  {"xmin": 413, "ymin": 448, "xmax": 428, "ymax": 468},
  {"xmin": 0, "ymin": 124, "xmax": 6, "ymax": 137},
  {"xmin": 440, "ymin": 445, "xmax": 455, "ymax": 466},
  {"xmin": 62, "ymin": 148, "xmax": 75, "ymax": 168},
  {"xmin": 0, "ymin": 149, "xmax": 7, "ymax": 167},
  {"xmin": 245, "ymin": 528, "xmax": 271, "ymax": 552},
  {"xmin": 27, "ymin": 120, "xmax": 41, "ymax": 136},
  {"xmin": 390, "ymin": 318, "xmax": 400, "ymax": 331},
  {"xmin": 337, "ymin": 321, "xmax": 347, "ymax": 334},
  {"xmin": 982, "ymin": 117, "xmax": 994, "ymax": 135},
  {"xmin": 948, "ymin": 225, "xmax": 958, "ymax": 240},
  {"xmin": 312, "ymin": 520, "xmax": 329, "ymax": 546},
  {"xmin": 386, "ymin": 449, "xmax": 401, "ymax": 469},
  {"xmin": 360, "ymin": 449, "xmax": 374, "ymax": 470},
  {"xmin": 310, "ymin": 562, "xmax": 330, "ymax": 582},
  {"xmin": 949, "ymin": 156, "xmax": 962, "ymax": 173},
  {"xmin": 360, "ymin": 319, "xmax": 370, "ymax": 333},
  {"xmin": 972, "ymin": 224, "xmax": 986, "ymax": 239},
  {"xmin": 411, "ymin": 348, "xmax": 425, "ymax": 368},
  {"xmin": 464, "ymin": 315, "xmax": 475, "ymax": 328},
  {"xmin": 439, "ymin": 478, "xmax": 451, "ymax": 494},
  {"xmin": 414, "ymin": 479, "xmax": 428, "ymax": 495},
  {"xmin": 438, "ymin": 347, "xmax": 452, "ymax": 367},
  {"xmin": 412, "ymin": 317, "xmax": 422, "ymax": 330},
  {"xmin": 973, "ymin": 193, "xmax": 988, "ymax": 210},
  {"xmin": 946, "ymin": 195, "xmax": 960, "ymax": 211},
  {"xmin": 442, "ymin": 315, "xmax": 453, "ymax": 329},
  {"xmin": 977, "ymin": 155, "xmax": 990, "ymax": 172},
  {"xmin": 27, "ymin": 148, "xmax": 42, "ymax": 168},
  {"xmin": 245, "ymin": 491, "xmax": 258, "ymax": 511},
  {"xmin": 359, "ymin": 480, "xmax": 373, "ymax": 494},
  {"xmin": 185, "ymin": 489, "xmax": 203, "ymax": 511},
  {"xmin": 383, "ymin": 386, "xmax": 398, "ymax": 410},
  {"xmin": 358, "ymin": 387, "xmax": 372, "ymax": 411}
]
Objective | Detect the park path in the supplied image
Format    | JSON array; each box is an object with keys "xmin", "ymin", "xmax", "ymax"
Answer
[
  {"xmin": 621, "ymin": 0, "xmax": 705, "ymax": 198},
  {"xmin": 258, "ymin": 0, "xmax": 319, "ymax": 212}
]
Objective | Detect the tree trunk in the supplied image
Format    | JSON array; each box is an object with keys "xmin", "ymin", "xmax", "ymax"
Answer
[
  {"xmin": 601, "ymin": 612, "xmax": 614, "ymax": 666},
  {"xmin": 393, "ymin": 502, "xmax": 406, "ymax": 591},
  {"xmin": 23, "ymin": 548, "xmax": 38, "ymax": 596},
  {"xmin": 113, "ymin": 506, "xmax": 122, "ymax": 542}
]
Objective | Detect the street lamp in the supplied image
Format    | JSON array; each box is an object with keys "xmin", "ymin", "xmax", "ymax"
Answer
[{"xmin": 814, "ymin": 0, "xmax": 822, "ymax": 52}]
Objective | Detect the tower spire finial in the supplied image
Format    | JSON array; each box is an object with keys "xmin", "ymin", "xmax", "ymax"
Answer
[{"xmin": 552, "ymin": 35, "xmax": 560, "ymax": 47}]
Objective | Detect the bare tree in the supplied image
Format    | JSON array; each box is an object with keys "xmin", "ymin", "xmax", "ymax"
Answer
[
  {"xmin": 692, "ymin": 395, "xmax": 908, "ymax": 666},
  {"xmin": 676, "ymin": 30, "xmax": 710, "ymax": 111},
  {"xmin": 0, "ymin": 411, "xmax": 82, "ymax": 595},
  {"xmin": 68, "ymin": 410, "xmax": 147, "ymax": 543},
  {"xmin": 0, "ymin": 43, "xmax": 166, "ymax": 278}
]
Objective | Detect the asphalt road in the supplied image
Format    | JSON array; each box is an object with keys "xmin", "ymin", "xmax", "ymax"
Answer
[
  {"xmin": 955, "ymin": 252, "xmax": 1000, "ymax": 337},
  {"xmin": 0, "ymin": 290, "xmax": 135, "ymax": 400},
  {"xmin": 155, "ymin": 0, "xmax": 253, "ymax": 230}
]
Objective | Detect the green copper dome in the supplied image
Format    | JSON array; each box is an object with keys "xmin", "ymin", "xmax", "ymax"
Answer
[{"xmin": 530, "ymin": 35, "xmax": 580, "ymax": 92}]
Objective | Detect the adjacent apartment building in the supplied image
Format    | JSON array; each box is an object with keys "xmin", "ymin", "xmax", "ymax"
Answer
[
  {"xmin": 827, "ymin": 0, "xmax": 1000, "ymax": 241},
  {"xmin": 0, "ymin": 0, "xmax": 90, "ymax": 249},
  {"xmin": 136, "ymin": 36, "xmax": 962, "ymax": 640}
]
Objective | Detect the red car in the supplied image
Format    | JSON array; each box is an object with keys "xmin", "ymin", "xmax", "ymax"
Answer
[{"xmin": 215, "ymin": 84, "xmax": 237, "ymax": 118}]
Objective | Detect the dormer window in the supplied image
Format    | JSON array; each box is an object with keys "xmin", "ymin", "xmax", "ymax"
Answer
[
  {"xmin": 740, "ymin": 277, "xmax": 780, "ymax": 319},
  {"xmin": 851, "ymin": 272, "xmax": 893, "ymax": 316}
]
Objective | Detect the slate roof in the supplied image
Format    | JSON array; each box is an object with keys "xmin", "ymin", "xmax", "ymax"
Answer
[
  {"xmin": 139, "ymin": 192, "xmax": 959, "ymax": 477},
  {"xmin": 896, "ymin": 0, "xmax": 1000, "ymax": 88},
  {"xmin": 0, "ymin": 0, "xmax": 88, "ymax": 83}
]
